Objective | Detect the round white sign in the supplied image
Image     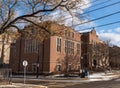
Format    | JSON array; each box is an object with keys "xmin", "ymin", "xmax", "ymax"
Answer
[{"xmin": 23, "ymin": 60, "xmax": 28, "ymax": 66}]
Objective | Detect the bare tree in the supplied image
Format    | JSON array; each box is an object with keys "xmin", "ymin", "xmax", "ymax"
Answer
[
  {"xmin": 109, "ymin": 46, "xmax": 120, "ymax": 69},
  {"xmin": 55, "ymin": 53, "xmax": 80, "ymax": 76},
  {"xmin": 0, "ymin": 0, "xmax": 85, "ymax": 35},
  {"xmin": 88, "ymin": 43, "xmax": 109, "ymax": 70}
]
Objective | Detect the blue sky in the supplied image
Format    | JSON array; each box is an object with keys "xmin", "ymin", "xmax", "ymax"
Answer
[
  {"xmin": 14, "ymin": 0, "xmax": 120, "ymax": 46},
  {"xmin": 82, "ymin": 0, "xmax": 120, "ymax": 46}
]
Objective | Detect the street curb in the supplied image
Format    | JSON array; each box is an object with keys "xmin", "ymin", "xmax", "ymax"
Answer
[{"xmin": 12, "ymin": 83, "xmax": 48, "ymax": 88}]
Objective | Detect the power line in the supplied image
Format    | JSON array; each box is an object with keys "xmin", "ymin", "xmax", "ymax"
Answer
[
  {"xmin": 72, "ymin": 0, "xmax": 101, "ymax": 9},
  {"xmin": 77, "ymin": 20, "xmax": 120, "ymax": 31},
  {"xmin": 71, "ymin": 10, "xmax": 120, "ymax": 27},
  {"xmin": 87, "ymin": 0, "xmax": 110, "ymax": 9},
  {"xmin": 82, "ymin": 0, "xmax": 120, "ymax": 15},
  {"xmin": 57, "ymin": 0, "xmax": 120, "ymax": 22},
  {"xmin": 42, "ymin": 0, "xmax": 102, "ymax": 18},
  {"xmin": 73, "ymin": 0, "xmax": 110, "ymax": 13}
]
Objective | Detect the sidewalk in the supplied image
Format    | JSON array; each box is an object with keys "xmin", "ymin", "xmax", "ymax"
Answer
[
  {"xmin": 12, "ymin": 70, "xmax": 120, "ymax": 82},
  {"xmin": 1, "ymin": 70, "xmax": 120, "ymax": 88},
  {"xmin": 0, "ymin": 83, "xmax": 47, "ymax": 88},
  {"xmin": 88, "ymin": 71, "xmax": 120, "ymax": 81}
]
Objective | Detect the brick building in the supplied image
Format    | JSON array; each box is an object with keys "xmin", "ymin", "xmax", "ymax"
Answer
[
  {"xmin": 10, "ymin": 21, "xmax": 82, "ymax": 74},
  {"xmin": 10, "ymin": 22, "xmax": 109, "ymax": 74},
  {"xmin": 81, "ymin": 29, "xmax": 109, "ymax": 70}
]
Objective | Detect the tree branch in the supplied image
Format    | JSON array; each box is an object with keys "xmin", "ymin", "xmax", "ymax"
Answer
[
  {"xmin": 1, "ymin": 0, "xmax": 65, "ymax": 33},
  {"xmin": 21, "ymin": 17, "xmax": 50, "ymax": 34}
]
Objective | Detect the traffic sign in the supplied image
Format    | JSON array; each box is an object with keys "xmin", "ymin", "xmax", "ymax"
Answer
[{"xmin": 23, "ymin": 60, "xmax": 28, "ymax": 67}]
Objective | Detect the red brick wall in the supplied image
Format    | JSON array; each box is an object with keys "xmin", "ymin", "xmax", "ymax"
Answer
[{"xmin": 10, "ymin": 22, "xmax": 82, "ymax": 74}]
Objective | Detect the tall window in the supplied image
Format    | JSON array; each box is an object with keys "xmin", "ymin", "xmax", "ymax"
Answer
[
  {"xmin": 65, "ymin": 40, "xmax": 68, "ymax": 53},
  {"xmin": 65, "ymin": 30, "xmax": 74, "ymax": 38},
  {"xmin": 25, "ymin": 39, "xmax": 38, "ymax": 53},
  {"xmin": 65, "ymin": 30, "xmax": 67, "ymax": 36},
  {"xmin": 71, "ymin": 42, "xmax": 74, "ymax": 54},
  {"xmin": 77, "ymin": 44, "xmax": 81, "ymax": 54},
  {"xmin": 57, "ymin": 38, "xmax": 61, "ymax": 52},
  {"xmin": 71, "ymin": 32, "xmax": 74, "ymax": 38},
  {"xmin": 65, "ymin": 40, "xmax": 74, "ymax": 54},
  {"xmin": 68, "ymin": 41, "xmax": 70, "ymax": 53}
]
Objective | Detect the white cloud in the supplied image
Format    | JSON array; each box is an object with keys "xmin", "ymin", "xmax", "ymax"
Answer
[
  {"xmin": 115, "ymin": 27, "xmax": 120, "ymax": 33},
  {"xmin": 80, "ymin": 0, "xmax": 91, "ymax": 9},
  {"xmin": 99, "ymin": 30, "xmax": 105, "ymax": 33},
  {"xmin": 43, "ymin": 0, "xmax": 91, "ymax": 26},
  {"xmin": 107, "ymin": 29, "xmax": 112, "ymax": 33},
  {"xmin": 98, "ymin": 30, "xmax": 120, "ymax": 47},
  {"xmin": 14, "ymin": 10, "xmax": 21, "ymax": 18}
]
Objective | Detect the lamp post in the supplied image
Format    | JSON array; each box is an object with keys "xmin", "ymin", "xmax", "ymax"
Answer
[
  {"xmin": 36, "ymin": 63, "xmax": 39, "ymax": 78},
  {"xmin": 36, "ymin": 44, "xmax": 39, "ymax": 78},
  {"xmin": 18, "ymin": 37, "xmax": 23, "ymax": 72},
  {"xmin": 81, "ymin": 56, "xmax": 83, "ymax": 73},
  {"xmin": 81, "ymin": 56, "xmax": 85, "ymax": 78}
]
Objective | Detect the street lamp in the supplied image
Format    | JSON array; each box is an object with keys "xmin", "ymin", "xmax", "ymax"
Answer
[
  {"xmin": 81, "ymin": 56, "xmax": 85, "ymax": 78},
  {"xmin": 81, "ymin": 56, "xmax": 83, "ymax": 73},
  {"xmin": 36, "ymin": 63, "xmax": 39, "ymax": 78},
  {"xmin": 36, "ymin": 44, "xmax": 40, "ymax": 78}
]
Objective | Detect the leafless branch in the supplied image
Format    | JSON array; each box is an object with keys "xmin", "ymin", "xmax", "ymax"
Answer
[{"xmin": 21, "ymin": 17, "xmax": 50, "ymax": 34}]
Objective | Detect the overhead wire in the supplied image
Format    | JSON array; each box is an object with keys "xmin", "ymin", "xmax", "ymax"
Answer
[
  {"xmin": 42, "ymin": 0, "xmax": 103, "ymax": 18},
  {"xmin": 57, "ymin": 0, "xmax": 120, "ymax": 23},
  {"xmin": 71, "ymin": 0, "xmax": 101, "ymax": 10},
  {"xmin": 40, "ymin": 0, "xmax": 120, "ymax": 32},
  {"xmin": 77, "ymin": 20, "xmax": 120, "ymax": 31},
  {"xmin": 81, "ymin": 0, "xmax": 120, "ymax": 15},
  {"xmin": 70, "ymin": 10, "xmax": 120, "ymax": 27},
  {"xmin": 85, "ymin": 0, "xmax": 111, "ymax": 9}
]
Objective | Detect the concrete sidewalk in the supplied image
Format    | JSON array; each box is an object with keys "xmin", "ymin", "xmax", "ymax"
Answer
[
  {"xmin": 88, "ymin": 71, "xmax": 120, "ymax": 81},
  {"xmin": 0, "ymin": 83, "xmax": 47, "ymax": 88},
  {"xmin": 12, "ymin": 71, "xmax": 120, "ymax": 82},
  {"xmin": 1, "ymin": 70, "xmax": 120, "ymax": 88}
]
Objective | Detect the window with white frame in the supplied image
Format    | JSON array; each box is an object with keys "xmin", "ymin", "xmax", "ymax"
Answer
[
  {"xmin": 57, "ymin": 38, "xmax": 61, "ymax": 52},
  {"xmin": 71, "ymin": 42, "xmax": 74, "ymax": 54},
  {"xmin": 77, "ymin": 44, "xmax": 81, "ymax": 54},
  {"xmin": 25, "ymin": 39, "xmax": 38, "ymax": 53},
  {"xmin": 71, "ymin": 32, "xmax": 74, "ymax": 38},
  {"xmin": 65, "ymin": 40, "xmax": 74, "ymax": 54},
  {"xmin": 65, "ymin": 40, "xmax": 68, "ymax": 53}
]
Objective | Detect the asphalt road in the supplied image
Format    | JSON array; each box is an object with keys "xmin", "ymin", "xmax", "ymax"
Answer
[{"xmin": 48, "ymin": 78, "xmax": 120, "ymax": 88}]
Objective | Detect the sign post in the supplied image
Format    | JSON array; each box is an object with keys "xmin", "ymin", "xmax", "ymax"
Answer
[{"xmin": 23, "ymin": 60, "xmax": 28, "ymax": 85}]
